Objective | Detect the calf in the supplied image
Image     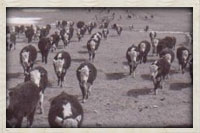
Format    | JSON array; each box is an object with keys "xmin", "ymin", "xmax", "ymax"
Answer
[
  {"xmin": 76, "ymin": 62, "xmax": 97, "ymax": 103},
  {"xmin": 53, "ymin": 51, "xmax": 71, "ymax": 87},
  {"xmin": 48, "ymin": 91, "xmax": 83, "ymax": 127},
  {"xmin": 150, "ymin": 57, "xmax": 171, "ymax": 95},
  {"xmin": 126, "ymin": 44, "xmax": 140, "ymax": 77},
  {"xmin": 6, "ymin": 81, "xmax": 41, "ymax": 127},
  {"xmin": 87, "ymin": 38, "xmax": 100, "ymax": 61},
  {"xmin": 102, "ymin": 28, "xmax": 109, "ymax": 40},
  {"xmin": 112, "ymin": 24, "xmax": 123, "ymax": 36},
  {"xmin": 20, "ymin": 45, "xmax": 37, "ymax": 74},
  {"xmin": 38, "ymin": 37, "xmax": 52, "ymax": 64},
  {"xmin": 176, "ymin": 46, "xmax": 190, "ymax": 74},
  {"xmin": 137, "ymin": 40, "xmax": 151, "ymax": 63},
  {"xmin": 24, "ymin": 66, "xmax": 48, "ymax": 114}
]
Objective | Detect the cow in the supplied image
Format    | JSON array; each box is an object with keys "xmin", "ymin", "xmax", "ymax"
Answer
[
  {"xmin": 126, "ymin": 44, "xmax": 140, "ymax": 77},
  {"xmin": 77, "ymin": 26, "xmax": 87, "ymax": 41},
  {"xmin": 157, "ymin": 36, "xmax": 176, "ymax": 55},
  {"xmin": 48, "ymin": 91, "xmax": 84, "ymax": 127},
  {"xmin": 159, "ymin": 48, "xmax": 175, "ymax": 64},
  {"xmin": 102, "ymin": 28, "xmax": 109, "ymax": 40},
  {"xmin": 38, "ymin": 37, "xmax": 52, "ymax": 64},
  {"xmin": 149, "ymin": 31, "xmax": 157, "ymax": 46},
  {"xmin": 91, "ymin": 32, "xmax": 102, "ymax": 41},
  {"xmin": 176, "ymin": 46, "xmax": 190, "ymax": 74},
  {"xmin": 25, "ymin": 26, "xmax": 34, "ymax": 43},
  {"xmin": 50, "ymin": 31, "xmax": 60, "ymax": 51},
  {"xmin": 76, "ymin": 21, "xmax": 85, "ymax": 29},
  {"xmin": 137, "ymin": 40, "xmax": 151, "ymax": 63},
  {"xmin": 87, "ymin": 38, "xmax": 100, "ymax": 61},
  {"xmin": 24, "ymin": 66, "xmax": 48, "ymax": 114},
  {"xmin": 6, "ymin": 81, "xmax": 41, "ymax": 127},
  {"xmin": 53, "ymin": 51, "xmax": 71, "ymax": 87},
  {"xmin": 20, "ymin": 45, "xmax": 37, "ymax": 74},
  {"xmin": 112, "ymin": 24, "xmax": 123, "ymax": 36},
  {"xmin": 87, "ymin": 21, "xmax": 96, "ymax": 34},
  {"xmin": 76, "ymin": 62, "xmax": 97, "ymax": 103},
  {"xmin": 7, "ymin": 31, "xmax": 17, "ymax": 50},
  {"xmin": 151, "ymin": 38, "xmax": 159, "ymax": 55},
  {"xmin": 150, "ymin": 57, "xmax": 171, "ymax": 95}
]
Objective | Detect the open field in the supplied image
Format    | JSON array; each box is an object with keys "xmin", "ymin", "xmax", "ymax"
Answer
[{"xmin": 7, "ymin": 8, "xmax": 192, "ymax": 127}]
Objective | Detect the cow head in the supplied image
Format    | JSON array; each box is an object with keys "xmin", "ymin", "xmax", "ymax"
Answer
[
  {"xmin": 140, "ymin": 42, "xmax": 146, "ymax": 52},
  {"xmin": 150, "ymin": 63, "xmax": 159, "ymax": 80},
  {"xmin": 89, "ymin": 40, "xmax": 96, "ymax": 51},
  {"xmin": 79, "ymin": 65, "xmax": 90, "ymax": 84},
  {"xmin": 53, "ymin": 58, "xmax": 65, "ymax": 77},
  {"xmin": 29, "ymin": 69, "xmax": 42, "ymax": 88},
  {"xmin": 128, "ymin": 48, "xmax": 139, "ymax": 71},
  {"xmin": 181, "ymin": 50, "xmax": 189, "ymax": 72},
  {"xmin": 164, "ymin": 53, "xmax": 172, "ymax": 64},
  {"xmin": 21, "ymin": 51, "xmax": 31, "ymax": 73}
]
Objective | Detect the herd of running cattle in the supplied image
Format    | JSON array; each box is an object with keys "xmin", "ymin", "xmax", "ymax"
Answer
[{"xmin": 6, "ymin": 19, "xmax": 193, "ymax": 127}]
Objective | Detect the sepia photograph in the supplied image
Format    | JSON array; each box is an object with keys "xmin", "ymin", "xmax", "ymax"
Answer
[{"xmin": 6, "ymin": 7, "xmax": 193, "ymax": 128}]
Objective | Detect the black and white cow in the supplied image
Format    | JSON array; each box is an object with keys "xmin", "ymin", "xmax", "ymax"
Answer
[
  {"xmin": 137, "ymin": 40, "xmax": 151, "ymax": 63},
  {"xmin": 76, "ymin": 62, "xmax": 97, "ymax": 103},
  {"xmin": 150, "ymin": 57, "xmax": 171, "ymax": 95},
  {"xmin": 48, "ymin": 91, "xmax": 84, "ymax": 127},
  {"xmin": 50, "ymin": 31, "xmax": 60, "ymax": 51},
  {"xmin": 38, "ymin": 37, "xmax": 52, "ymax": 64},
  {"xmin": 77, "ymin": 26, "xmax": 87, "ymax": 41},
  {"xmin": 87, "ymin": 21, "xmax": 96, "ymax": 34},
  {"xmin": 176, "ymin": 46, "xmax": 190, "ymax": 74},
  {"xmin": 87, "ymin": 36, "xmax": 101, "ymax": 61},
  {"xmin": 112, "ymin": 24, "xmax": 123, "ymax": 36},
  {"xmin": 102, "ymin": 28, "xmax": 109, "ymax": 40},
  {"xmin": 53, "ymin": 51, "xmax": 71, "ymax": 87},
  {"xmin": 149, "ymin": 31, "xmax": 157, "ymax": 43},
  {"xmin": 6, "ymin": 81, "xmax": 41, "ymax": 127},
  {"xmin": 20, "ymin": 45, "xmax": 37, "ymax": 74},
  {"xmin": 126, "ymin": 44, "xmax": 140, "ymax": 77},
  {"xmin": 24, "ymin": 66, "xmax": 48, "ymax": 114}
]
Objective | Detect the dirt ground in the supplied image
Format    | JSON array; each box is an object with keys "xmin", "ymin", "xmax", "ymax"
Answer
[{"xmin": 6, "ymin": 8, "xmax": 192, "ymax": 128}]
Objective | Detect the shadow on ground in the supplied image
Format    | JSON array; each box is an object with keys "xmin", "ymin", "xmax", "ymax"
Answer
[
  {"xmin": 170, "ymin": 82, "xmax": 192, "ymax": 91},
  {"xmin": 141, "ymin": 74, "xmax": 152, "ymax": 81},
  {"xmin": 105, "ymin": 72, "xmax": 127, "ymax": 80},
  {"xmin": 6, "ymin": 72, "xmax": 23, "ymax": 80},
  {"xmin": 78, "ymin": 50, "xmax": 88, "ymax": 54},
  {"xmin": 127, "ymin": 88, "xmax": 152, "ymax": 98},
  {"xmin": 71, "ymin": 58, "xmax": 87, "ymax": 63}
]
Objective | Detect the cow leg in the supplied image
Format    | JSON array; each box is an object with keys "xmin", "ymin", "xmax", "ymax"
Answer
[
  {"xmin": 42, "ymin": 55, "xmax": 44, "ymax": 63},
  {"xmin": 92, "ymin": 53, "xmax": 95, "ymax": 62},
  {"xmin": 45, "ymin": 56, "xmax": 48, "ymax": 64},
  {"xmin": 80, "ymin": 84, "xmax": 86, "ymax": 103},
  {"xmin": 143, "ymin": 55, "xmax": 147, "ymax": 63},
  {"xmin": 38, "ymin": 92, "xmax": 44, "ymax": 114},
  {"xmin": 129, "ymin": 65, "xmax": 132, "ymax": 75},
  {"xmin": 87, "ymin": 83, "xmax": 92, "ymax": 98},
  {"xmin": 57, "ymin": 77, "xmax": 60, "ymax": 86},
  {"xmin": 89, "ymin": 53, "xmax": 92, "ymax": 61},
  {"xmin": 132, "ymin": 71, "xmax": 136, "ymax": 78},
  {"xmin": 15, "ymin": 117, "xmax": 23, "ymax": 128},
  {"xmin": 27, "ymin": 107, "xmax": 36, "ymax": 127}
]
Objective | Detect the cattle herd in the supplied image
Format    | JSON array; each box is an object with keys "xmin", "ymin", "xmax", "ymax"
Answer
[{"xmin": 6, "ymin": 10, "xmax": 193, "ymax": 128}]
